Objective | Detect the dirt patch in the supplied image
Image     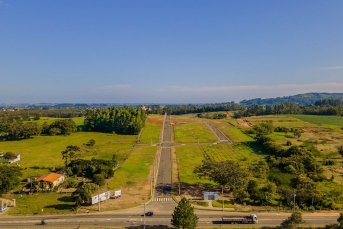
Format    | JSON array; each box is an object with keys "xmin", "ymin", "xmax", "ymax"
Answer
[
  {"xmin": 78, "ymin": 182, "xmax": 151, "ymax": 213},
  {"xmin": 225, "ymin": 111, "xmax": 231, "ymax": 119},
  {"xmin": 237, "ymin": 118, "xmax": 252, "ymax": 128},
  {"xmin": 146, "ymin": 117, "xmax": 163, "ymax": 125},
  {"xmin": 303, "ymin": 128, "xmax": 333, "ymax": 141}
]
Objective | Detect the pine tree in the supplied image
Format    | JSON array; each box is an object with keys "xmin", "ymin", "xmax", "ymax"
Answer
[{"xmin": 171, "ymin": 197, "xmax": 198, "ymax": 229}]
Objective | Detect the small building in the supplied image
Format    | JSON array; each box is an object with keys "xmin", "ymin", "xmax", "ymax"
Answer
[
  {"xmin": 8, "ymin": 154, "xmax": 20, "ymax": 164},
  {"xmin": 36, "ymin": 173, "xmax": 65, "ymax": 187}
]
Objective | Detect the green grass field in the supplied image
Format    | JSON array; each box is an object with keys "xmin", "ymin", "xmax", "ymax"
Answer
[
  {"xmin": 7, "ymin": 193, "xmax": 75, "ymax": 215},
  {"xmin": 108, "ymin": 146, "xmax": 156, "ymax": 189},
  {"xmin": 208, "ymin": 119, "xmax": 254, "ymax": 143},
  {"xmin": 173, "ymin": 122, "xmax": 218, "ymax": 143},
  {"xmin": 201, "ymin": 143, "xmax": 263, "ymax": 163},
  {"xmin": 289, "ymin": 115, "xmax": 343, "ymax": 127},
  {"xmin": 174, "ymin": 145, "xmax": 215, "ymax": 187},
  {"xmin": 0, "ymin": 132, "xmax": 136, "ymax": 179},
  {"xmin": 139, "ymin": 123, "xmax": 161, "ymax": 144},
  {"xmin": 212, "ymin": 200, "xmax": 236, "ymax": 208},
  {"xmin": 247, "ymin": 115, "xmax": 317, "ymax": 128}
]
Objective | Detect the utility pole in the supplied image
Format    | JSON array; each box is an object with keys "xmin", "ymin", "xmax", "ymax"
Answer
[
  {"xmin": 293, "ymin": 189, "xmax": 296, "ymax": 212},
  {"xmin": 179, "ymin": 182, "xmax": 181, "ymax": 196},
  {"xmin": 98, "ymin": 185, "xmax": 100, "ymax": 212},
  {"xmin": 143, "ymin": 203, "xmax": 146, "ymax": 229},
  {"xmin": 222, "ymin": 185, "xmax": 224, "ymax": 211}
]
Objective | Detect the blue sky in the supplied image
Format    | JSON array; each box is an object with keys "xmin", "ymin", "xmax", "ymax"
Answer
[{"xmin": 1, "ymin": 0, "xmax": 343, "ymax": 103}]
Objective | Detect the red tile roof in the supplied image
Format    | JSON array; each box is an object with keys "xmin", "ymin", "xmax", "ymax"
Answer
[{"xmin": 36, "ymin": 173, "xmax": 62, "ymax": 183}]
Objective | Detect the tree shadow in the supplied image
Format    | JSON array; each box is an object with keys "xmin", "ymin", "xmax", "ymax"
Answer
[
  {"xmin": 44, "ymin": 204, "xmax": 76, "ymax": 210},
  {"xmin": 57, "ymin": 196, "xmax": 74, "ymax": 202}
]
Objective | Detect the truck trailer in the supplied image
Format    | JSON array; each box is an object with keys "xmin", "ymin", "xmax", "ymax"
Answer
[{"xmin": 222, "ymin": 214, "xmax": 258, "ymax": 224}]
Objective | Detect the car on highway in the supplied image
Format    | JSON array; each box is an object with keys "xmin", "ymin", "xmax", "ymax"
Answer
[{"xmin": 145, "ymin": 211, "xmax": 153, "ymax": 216}]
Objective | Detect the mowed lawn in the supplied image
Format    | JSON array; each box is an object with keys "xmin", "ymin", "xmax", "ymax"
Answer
[
  {"xmin": 173, "ymin": 121, "xmax": 218, "ymax": 143},
  {"xmin": 108, "ymin": 146, "xmax": 156, "ymax": 189},
  {"xmin": 175, "ymin": 145, "xmax": 215, "ymax": 187},
  {"xmin": 0, "ymin": 132, "xmax": 136, "ymax": 179},
  {"xmin": 7, "ymin": 193, "xmax": 75, "ymax": 215}
]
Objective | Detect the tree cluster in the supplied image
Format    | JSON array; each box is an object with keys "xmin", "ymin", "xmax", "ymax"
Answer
[
  {"xmin": 42, "ymin": 119, "xmax": 77, "ymax": 136},
  {"xmin": 0, "ymin": 165, "xmax": 22, "ymax": 194},
  {"xmin": 84, "ymin": 107, "xmax": 147, "ymax": 134},
  {"xmin": 66, "ymin": 156, "xmax": 117, "ymax": 179},
  {"xmin": 160, "ymin": 103, "xmax": 240, "ymax": 115},
  {"xmin": 197, "ymin": 112, "xmax": 227, "ymax": 119}
]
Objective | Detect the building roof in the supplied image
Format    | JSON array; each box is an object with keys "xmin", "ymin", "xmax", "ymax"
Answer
[{"xmin": 36, "ymin": 173, "xmax": 62, "ymax": 183}]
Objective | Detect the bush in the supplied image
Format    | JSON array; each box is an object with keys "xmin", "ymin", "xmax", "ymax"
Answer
[{"xmin": 92, "ymin": 174, "xmax": 106, "ymax": 186}]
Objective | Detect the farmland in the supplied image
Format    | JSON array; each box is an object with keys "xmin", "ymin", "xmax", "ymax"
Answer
[{"xmin": 289, "ymin": 114, "xmax": 343, "ymax": 126}]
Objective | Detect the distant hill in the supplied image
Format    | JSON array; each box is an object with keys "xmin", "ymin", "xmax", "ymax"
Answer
[{"xmin": 239, "ymin": 93, "xmax": 343, "ymax": 106}]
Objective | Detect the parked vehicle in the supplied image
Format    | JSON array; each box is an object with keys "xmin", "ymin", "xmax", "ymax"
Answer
[{"xmin": 222, "ymin": 214, "xmax": 258, "ymax": 224}]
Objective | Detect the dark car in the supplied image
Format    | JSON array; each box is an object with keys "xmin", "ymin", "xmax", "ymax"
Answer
[
  {"xmin": 145, "ymin": 211, "xmax": 153, "ymax": 216},
  {"xmin": 166, "ymin": 186, "xmax": 172, "ymax": 190}
]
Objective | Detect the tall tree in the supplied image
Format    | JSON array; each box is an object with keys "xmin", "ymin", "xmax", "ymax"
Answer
[
  {"xmin": 194, "ymin": 160, "xmax": 249, "ymax": 190},
  {"xmin": 280, "ymin": 212, "xmax": 304, "ymax": 229},
  {"xmin": 61, "ymin": 145, "xmax": 80, "ymax": 167},
  {"xmin": 171, "ymin": 197, "xmax": 198, "ymax": 229}
]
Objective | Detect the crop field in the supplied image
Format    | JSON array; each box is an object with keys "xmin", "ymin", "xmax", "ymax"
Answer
[
  {"xmin": 289, "ymin": 115, "xmax": 343, "ymax": 127},
  {"xmin": 139, "ymin": 115, "xmax": 163, "ymax": 144},
  {"xmin": 173, "ymin": 120, "xmax": 218, "ymax": 143},
  {"xmin": 108, "ymin": 146, "xmax": 156, "ymax": 189},
  {"xmin": 201, "ymin": 143, "xmax": 263, "ymax": 163},
  {"xmin": 0, "ymin": 132, "xmax": 136, "ymax": 179},
  {"xmin": 174, "ymin": 145, "xmax": 215, "ymax": 187},
  {"xmin": 7, "ymin": 193, "xmax": 75, "ymax": 215}
]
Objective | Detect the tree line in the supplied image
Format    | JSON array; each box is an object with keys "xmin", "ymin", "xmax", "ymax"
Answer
[
  {"xmin": 84, "ymin": 107, "xmax": 147, "ymax": 134},
  {"xmin": 234, "ymin": 101, "xmax": 343, "ymax": 118}
]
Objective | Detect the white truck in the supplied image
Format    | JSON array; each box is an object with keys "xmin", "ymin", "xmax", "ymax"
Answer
[{"xmin": 222, "ymin": 214, "xmax": 258, "ymax": 224}]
